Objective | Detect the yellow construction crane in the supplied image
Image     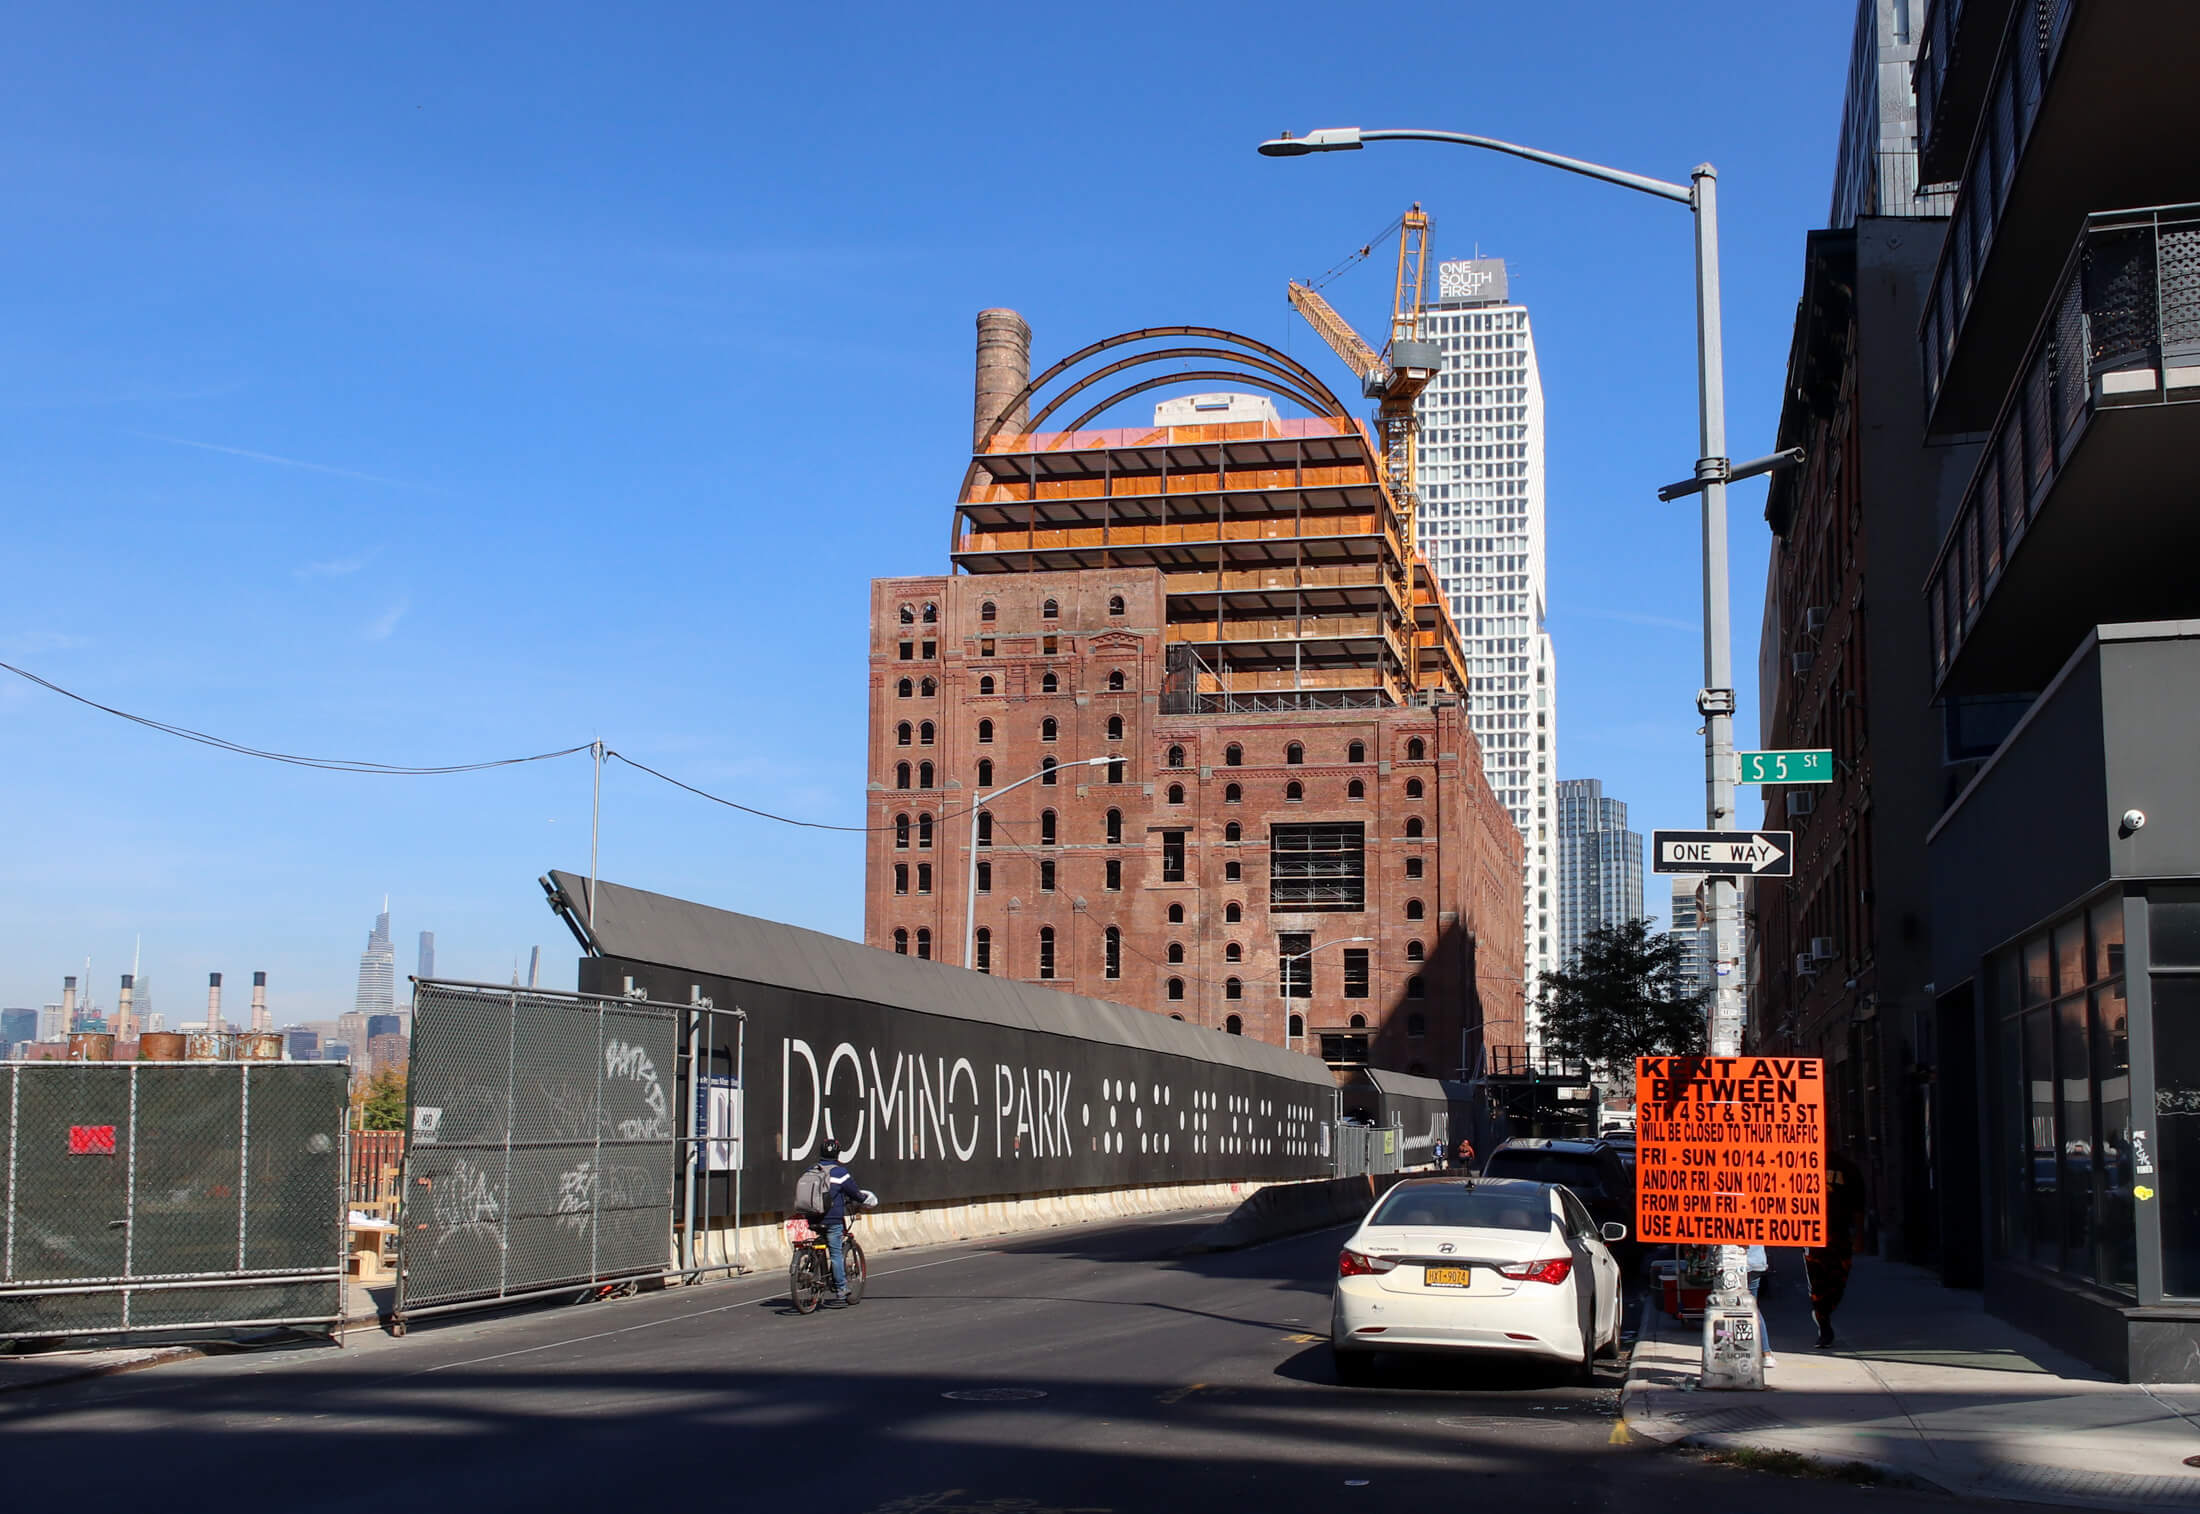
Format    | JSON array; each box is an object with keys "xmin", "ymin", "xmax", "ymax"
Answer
[{"xmin": 1288, "ymin": 204, "xmax": 1439, "ymax": 539}]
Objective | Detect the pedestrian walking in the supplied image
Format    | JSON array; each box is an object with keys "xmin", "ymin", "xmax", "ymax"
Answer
[
  {"xmin": 1807, "ymin": 1150, "xmax": 1868, "ymax": 1348},
  {"xmin": 1456, "ymin": 1136, "xmax": 1476, "ymax": 1170},
  {"xmin": 1746, "ymin": 1242, "xmax": 1776, "ymax": 1368}
]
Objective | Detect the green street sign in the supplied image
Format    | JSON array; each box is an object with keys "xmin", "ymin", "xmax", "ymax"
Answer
[{"xmin": 1738, "ymin": 749, "xmax": 1833, "ymax": 784}]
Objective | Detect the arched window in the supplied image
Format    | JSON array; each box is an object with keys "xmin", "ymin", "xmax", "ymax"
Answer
[
  {"xmin": 1285, "ymin": 781, "xmax": 1304, "ymax": 801},
  {"xmin": 1040, "ymin": 809, "xmax": 1058, "ymax": 845},
  {"xmin": 1224, "ymin": 744, "xmax": 1242, "ymax": 766},
  {"xmin": 920, "ymin": 677, "xmax": 936, "ymax": 697},
  {"xmin": 1167, "ymin": 978, "xmax": 1185, "ymax": 1001},
  {"xmin": 1038, "ymin": 927, "xmax": 1056, "ymax": 979},
  {"xmin": 1041, "ymin": 673, "xmax": 1059, "ymax": 694},
  {"xmin": 896, "ymin": 722, "xmax": 913, "ymax": 747},
  {"xmin": 1224, "ymin": 822, "xmax": 1241, "ymax": 842},
  {"xmin": 1285, "ymin": 742, "xmax": 1305, "ymax": 764},
  {"xmin": 1349, "ymin": 1013, "xmax": 1367, "ymax": 1029},
  {"xmin": 1107, "ymin": 758, "xmax": 1124, "ymax": 784},
  {"xmin": 894, "ymin": 813, "xmax": 910, "ymax": 849},
  {"xmin": 1167, "ymin": 903, "xmax": 1185, "ymax": 924},
  {"xmin": 1041, "ymin": 598, "xmax": 1059, "ymax": 620},
  {"xmin": 899, "ymin": 605, "xmax": 915, "ymax": 625},
  {"xmin": 1225, "ymin": 942, "xmax": 1242, "ymax": 963},
  {"xmin": 1406, "ymin": 939, "xmax": 1425, "ymax": 962},
  {"xmin": 1041, "ymin": 716, "xmax": 1058, "ymax": 742},
  {"xmin": 1348, "ymin": 740, "xmax": 1366, "ymax": 764},
  {"xmin": 1406, "ymin": 975, "xmax": 1426, "ymax": 1000},
  {"xmin": 1225, "ymin": 901, "xmax": 1242, "ymax": 923},
  {"xmin": 897, "ymin": 678, "xmax": 913, "ymax": 698},
  {"xmin": 977, "ymin": 719, "xmax": 994, "ymax": 744},
  {"xmin": 1407, "ymin": 1014, "xmax": 1426, "ymax": 1037},
  {"xmin": 893, "ymin": 863, "xmax": 908, "ymax": 895},
  {"xmin": 1107, "ymin": 669, "xmax": 1125, "ymax": 690},
  {"xmin": 979, "ymin": 675, "xmax": 996, "ymax": 695},
  {"xmin": 1405, "ymin": 816, "xmax": 1424, "ymax": 838},
  {"xmin": 980, "ymin": 600, "xmax": 997, "ymax": 623},
  {"xmin": 976, "ymin": 758, "xmax": 994, "ymax": 787},
  {"xmin": 1347, "ymin": 779, "xmax": 1365, "ymax": 799},
  {"xmin": 918, "ymin": 813, "xmax": 934, "ymax": 848},
  {"xmin": 895, "ymin": 761, "xmax": 911, "ymax": 790},
  {"xmin": 1407, "ymin": 737, "xmax": 1426, "ymax": 761},
  {"xmin": 1106, "ymin": 809, "xmax": 1123, "ymax": 844},
  {"xmin": 916, "ymin": 928, "xmax": 932, "ymax": 960},
  {"xmin": 975, "ymin": 928, "xmax": 992, "ymax": 974},
  {"xmin": 1224, "ymin": 783, "xmax": 1242, "ymax": 803},
  {"xmin": 1287, "ymin": 1013, "xmax": 1303, "ymax": 1038},
  {"xmin": 1166, "ymin": 744, "xmax": 1185, "ymax": 768},
  {"xmin": 1166, "ymin": 941, "xmax": 1185, "ymax": 964},
  {"xmin": 1406, "ymin": 898, "xmax": 1425, "ymax": 921},
  {"xmin": 1172, "ymin": 1013, "xmax": 1184, "ymax": 1021},
  {"xmin": 1107, "ymin": 715, "xmax": 1124, "ymax": 741},
  {"xmin": 918, "ymin": 761, "xmax": 935, "ymax": 789},
  {"xmin": 921, "ymin": 602, "xmax": 937, "ymax": 624},
  {"xmin": 893, "ymin": 928, "xmax": 909, "ymax": 954},
  {"xmin": 1040, "ymin": 756, "xmax": 1058, "ymax": 785},
  {"xmin": 1405, "ymin": 777, "xmax": 1424, "ymax": 799},
  {"xmin": 1227, "ymin": 978, "xmax": 1244, "ymax": 1001},
  {"xmin": 976, "ymin": 860, "xmax": 991, "ymax": 891},
  {"xmin": 1225, "ymin": 1015, "xmax": 1243, "ymax": 1036},
  {"xmin": 1105, "ymin": 927, "xmax": 1122, "ymax": 978},
  {"xmin": 1108, "ymin": 594, "xmax": 1125, "ymax": 616},
  {"xmin": 919, "ymin": 721, "xmax": 935, "ymax": 746},
  {"xmin": 1167, "ymin": 783, "xmax": 1185, "ymax": 805},
  {"xmin": 976, "ymin": 812, "xmax": 993, "ymax": 847}
]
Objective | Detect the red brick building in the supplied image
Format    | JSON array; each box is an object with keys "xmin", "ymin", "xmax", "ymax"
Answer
[{"xmin": 864, "ymin": 317, "xmax": 1524, "ymax": 1076}]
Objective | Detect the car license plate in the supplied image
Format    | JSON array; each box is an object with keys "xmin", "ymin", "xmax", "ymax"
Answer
[{"xmin": 1424, "ymin": 1265, "xmax": 1472, "ymax": 1288}]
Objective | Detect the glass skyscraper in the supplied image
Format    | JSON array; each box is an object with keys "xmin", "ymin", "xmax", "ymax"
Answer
[
  {"xmin": 1555, "ymin": 779, "xmax": 1643, "ymax": 970},
  {"xmin": 353, "ymin": 901, "xmax": 396, "ymax": 1022}
]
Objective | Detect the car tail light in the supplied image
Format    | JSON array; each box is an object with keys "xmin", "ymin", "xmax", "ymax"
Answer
[
  {"xmin": 1497, "ymin": 1256, "xmax": 1573, "ymax": 1286},
  {"xmin": 1338, "ymin": 1248, "xmax": 1399, "ymax": 1278}
]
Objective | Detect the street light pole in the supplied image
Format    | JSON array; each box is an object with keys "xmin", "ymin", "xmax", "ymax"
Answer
[
  {"xmin": 1259, "ymin": 126, "xmax": 1778, "ymax": 1388},
  {"xmin": 1276, "ymin": 935, "xmax": 1376, "ymax": 1051},
  {"xmin": 963, "ymin": 756, "xmax": 1114, "ymax": 970}
]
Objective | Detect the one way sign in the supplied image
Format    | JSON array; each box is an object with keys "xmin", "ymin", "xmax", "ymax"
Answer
[{"xmin": 1652, "ymin": 830, "xmax": 1793, "ymax": 877}]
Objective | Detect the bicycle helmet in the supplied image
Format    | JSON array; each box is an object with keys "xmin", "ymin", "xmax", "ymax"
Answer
[{"xmin": 819, "ymin": 1139, "xmax": 841, "ymax": 1162}]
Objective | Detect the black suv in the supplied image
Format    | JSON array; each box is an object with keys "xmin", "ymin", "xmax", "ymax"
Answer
[{"xmin": 1480, "ymin": 1138, "xmax": 1637, "ymax": 1266}]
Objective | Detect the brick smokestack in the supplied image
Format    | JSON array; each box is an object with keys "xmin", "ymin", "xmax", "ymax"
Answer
[
  {"xmin": 973, "ymin": 309, "xmax": 1032, "ymax": 449},
  {"xmin": 250, "ymin": 971, "xmax": 269, "ymax": 1031},
  {"xmin": 117, "ymin": 975, "xmax": 135, "ymax": 1041},
  {"xmin": 206, "ymin": 972, "xmax": 223, "ymax": 1032},
  {"xmin": 61, "ymin": 976, "xmax": 77, "ymax": 1027}
]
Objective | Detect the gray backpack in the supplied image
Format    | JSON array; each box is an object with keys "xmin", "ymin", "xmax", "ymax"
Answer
[{"xmin": 793, "ymin": 1163, "xmax": 833, "ymax": 1218}]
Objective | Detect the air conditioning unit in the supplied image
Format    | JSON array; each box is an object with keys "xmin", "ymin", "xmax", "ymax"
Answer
[
  {"xmin": 1809, "ymin": 936, "xmax": 1837, "ymax": 961},
  {"xmin": 1787, "ymin": 791, "xmax": 1816, "ymax": 818},
  {"xmin": 1795, "ymin": 953, "xmax": 1819, "ymax": 978},
  {"xmin": 1804, "ymin": 607, "xmax": 1829, "ymax": 635},
  {"xmin": 1791, "ymin": 650, "xmax": 1815, "ymax": 675}
]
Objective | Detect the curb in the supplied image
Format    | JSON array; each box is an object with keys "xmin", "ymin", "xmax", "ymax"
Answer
[{"xmin": 0, "ymin": 1345, "xmax": 204, "ymax": 1396}]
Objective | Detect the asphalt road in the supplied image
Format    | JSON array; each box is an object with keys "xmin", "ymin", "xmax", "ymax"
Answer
[{"xmin": 0, "ymin": 1210, "xmax": 2075, "ymax": 1513}]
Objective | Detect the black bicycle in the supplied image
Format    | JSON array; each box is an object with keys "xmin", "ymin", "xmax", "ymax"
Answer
[{"xmin": 789, "ymin": 1217, "xmax": 867, "ymax": 1314}]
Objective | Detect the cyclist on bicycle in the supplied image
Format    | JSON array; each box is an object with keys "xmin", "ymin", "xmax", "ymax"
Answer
[{"xmin": 814, "ymin": 1139, "xmax": 877, "ymax": 1303}]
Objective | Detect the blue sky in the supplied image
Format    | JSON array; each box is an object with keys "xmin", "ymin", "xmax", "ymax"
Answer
[{"xmin": 1, "ymin": 2, "xmax": 1856, "ymax": 1020}]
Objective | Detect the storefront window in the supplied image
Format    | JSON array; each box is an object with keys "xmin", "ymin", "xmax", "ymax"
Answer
[
  {"xmin": 2095, "ymin": 979, "xmax": 2135, "ymax": 1291},
  {"xmin": 2155, "ymin": 885, "xmax": 2200, "ymax": 1298},
  {"xmin": 2025, "ymin": 1007, "xmax": 2058, "ymax": 1267}
]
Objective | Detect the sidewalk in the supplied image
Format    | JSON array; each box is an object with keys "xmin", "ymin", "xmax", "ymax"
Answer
[{"xmin": 1622, "ymin": 1253, "xmax": 2200, "ymax": 1510}]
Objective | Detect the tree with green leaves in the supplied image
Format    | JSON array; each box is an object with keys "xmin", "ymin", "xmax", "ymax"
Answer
[
  {"xmin": 358, "ymin": 1068, "xmax": 409, "ymax": 1132},
  {"xmin": 1535, "ymin": 917, "xmax": 1708, "ymax": 1069}
]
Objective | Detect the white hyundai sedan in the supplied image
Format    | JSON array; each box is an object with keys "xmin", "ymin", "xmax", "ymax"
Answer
[{"xmin": 1330, "ymin": 1176, "xmax": 1627, "ymax": 1383}]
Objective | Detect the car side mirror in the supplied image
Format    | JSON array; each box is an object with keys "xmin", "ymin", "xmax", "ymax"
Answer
[{"xmin": 1601, "ymin": 1222, "xmax": 1628, "ymax": 1243}]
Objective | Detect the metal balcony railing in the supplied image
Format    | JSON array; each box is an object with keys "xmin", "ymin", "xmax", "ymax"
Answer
[{"xmin": 1926, "ymin": 203, "xmax": 2200, "ymax": 684}]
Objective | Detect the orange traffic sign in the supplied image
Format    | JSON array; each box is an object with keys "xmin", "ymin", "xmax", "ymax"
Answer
[{"xmin": 1634, "ymin": 1055, "xmax": 1826, "ymax": 1247}]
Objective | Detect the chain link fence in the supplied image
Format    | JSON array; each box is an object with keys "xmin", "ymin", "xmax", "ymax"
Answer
[
  {"xmin": 397, "ymin": 980, "xmax": 680, "ymax": 1325},
  {"xmin": 0, "ymin": 1062, "xmax": 348, "ymax": 1343}
]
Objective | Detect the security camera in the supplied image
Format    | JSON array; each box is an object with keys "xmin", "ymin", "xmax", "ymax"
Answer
[{"xmin": 2120, "ymin": 808, "xmax": 2147, "ymax": 835}]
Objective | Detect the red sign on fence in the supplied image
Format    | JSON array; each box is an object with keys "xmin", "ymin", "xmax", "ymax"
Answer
[{"xmin": 68, "ymin": 1125, "xmax": 117, "ymax": 1155}]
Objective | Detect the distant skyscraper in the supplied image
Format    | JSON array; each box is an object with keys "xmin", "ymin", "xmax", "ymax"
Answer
[
  {"xmin": 417, "ymin": 931, "xmax": 435, "ymax": 983},
  {"xmin": 366, "ymin": 1012, "xmax": 402, "ymax": 1041},
  {"xmin": 2, "ymin": 1008, "xmax": 36, "ymax": 1048},
  {"xmin": 1669, "ymin": 875, "xmax": 1710, "ymax": 994},
  {"xmin": 134, "ymin": 975, "xmax": 155, "ymax": 1032},
  {"xmin": 37, "ymin": 1004, "xmax": 64, "ymax": 1042},
  {"xmin": 353, "ymin": 900, "xmax": 396, "ymax": 1022},
  {"xmin": 1555, "ymin": 779, "xmax": 1644, "ymax": 969},
  {"xmin": 1415, "ymin": 257, "xmax": 1559, "ymax": 1045}
]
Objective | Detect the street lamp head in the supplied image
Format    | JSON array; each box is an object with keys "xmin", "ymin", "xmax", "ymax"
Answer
[{"xmin": 1257, "ymin": 127, "xmax": 1364, "ymax": 157}]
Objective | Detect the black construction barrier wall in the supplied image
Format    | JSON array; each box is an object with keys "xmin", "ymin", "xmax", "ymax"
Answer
[{"xmin": 550, "ymin": 873, "xmax": 1342, "ymax": 1211}]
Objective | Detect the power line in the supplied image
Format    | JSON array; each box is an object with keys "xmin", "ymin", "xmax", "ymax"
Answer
[
  {"xmin": 0, "ymin": 660, "xmax": 593, "ymax": 774},
  {"xmin": 607, "ymin": 751, "xmax": 979, "ymax": 834}
]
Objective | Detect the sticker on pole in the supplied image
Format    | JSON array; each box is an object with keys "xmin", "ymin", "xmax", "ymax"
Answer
[{"xmin": 1634, "ymin": 1056, "xmax": 1826, "ymax": 1246}]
